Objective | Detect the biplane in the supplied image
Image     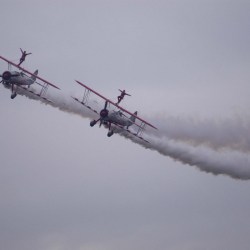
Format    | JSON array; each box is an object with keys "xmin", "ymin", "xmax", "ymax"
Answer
[
  {"xmin": 72, "ymin": 80, "xmax": 157, "ymax": 143},
  {"xmin": 0, "ymin": 55, "xmax": 60, "ymax": 101}
]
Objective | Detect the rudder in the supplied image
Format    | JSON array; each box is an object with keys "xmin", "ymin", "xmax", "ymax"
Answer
[{"xmin": 31, "ymin": 70, "xmax": 38, "ymax": 82}]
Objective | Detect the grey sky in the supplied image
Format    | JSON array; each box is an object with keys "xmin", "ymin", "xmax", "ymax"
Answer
[{"xmin": 1, "ymin": 0, "xmax": 250, "ymax": 250}]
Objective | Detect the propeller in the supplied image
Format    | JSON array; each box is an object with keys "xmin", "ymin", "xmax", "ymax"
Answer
[
  {"xmin": 99, "ymin": 101, "xmax": 109, "ymax": 127},
  {"xmin": 2, "ymin": 71, "xmax": 11, "ymax": 81},
  {"xmin": 104, "ymin": 100, "xmax": 108, "ymax": 109},
  {"xmin": 100, "ymin": 101, "xmax": 109, "ymax": 117},
  {"xmin": 1, "ymin": 71, "xmax": 19, "ymax": 81}
]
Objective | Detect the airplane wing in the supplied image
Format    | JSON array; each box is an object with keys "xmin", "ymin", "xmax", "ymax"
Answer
[
  {"xmin": 0, "ymin": 55, "xmax": 60, "ymax": 90},
  {"xmin": 111, "ymin": 122, "xmax": 150, "ymax": 143},
  {"xmin": 16, "ymin": 85, "xmax": 53, "ymax": 103},
  {"xmin": 75, "ymin": 80, "xmax": 157, "ymax": 130}
]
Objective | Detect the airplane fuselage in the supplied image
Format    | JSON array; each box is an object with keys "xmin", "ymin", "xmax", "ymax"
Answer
[
  {"xmin": 106, "ymin": 110, "xmax": 132, "ymax": 127},
  {"xmin": 99, "ymin": 110, "xmax": 133, "ymax": 130},
  {"xmin": 2, "ymin": 71, "xmax": 34, "ymax": 86}
]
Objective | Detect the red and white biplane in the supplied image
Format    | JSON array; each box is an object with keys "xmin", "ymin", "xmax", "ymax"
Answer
[
  {"xmin": 0, "ymin": 55, "xmax": 60, "ymax": 101},
  {"xmin": 72, "ymin": 80, "xmax": 157, "ymax": 143}
]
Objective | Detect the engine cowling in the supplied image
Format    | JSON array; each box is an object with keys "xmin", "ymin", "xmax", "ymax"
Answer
[
  {"xmin": 100, "ymin": 109, "xmax": 109, "ymax": 118},
  {"xmin": 2, "ymin": 71, "xmax": 12, "ymax": 81}
]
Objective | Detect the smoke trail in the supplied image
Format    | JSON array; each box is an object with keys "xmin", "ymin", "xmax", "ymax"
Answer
[
  {"xmin": 116, "ymin": 126, "xmax": 250, "ymax": 180},
  {"xmin": 14, "ymin": 84, "xmax": 97, "ymax": 120},
  {"xmin": 147, "ymin": 115, "xmax": 250, "ymax": 153},
  {"xmin": 141, "ymin": 135, "xmax": 250, "ymax": 180},
  {"xmin": 8, "ymin": 84, "xmax": 250, "ymax": 180}
]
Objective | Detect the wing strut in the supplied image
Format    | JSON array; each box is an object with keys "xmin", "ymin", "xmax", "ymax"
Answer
[
  {"xmin": 137, "ymin": 122, "xmax": 146, "ymax": 136},
  {"xmin": 8, "ymin": 62, "xmax": 11, "ymax": 71},
  {"xmin": 82, "ymin": 87, "xmax": 90, "ymax": 104}
]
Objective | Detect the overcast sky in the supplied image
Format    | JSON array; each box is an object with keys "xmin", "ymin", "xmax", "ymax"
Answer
[{"xmin": 1, "ymin": 1, "xmax": 250, "ymax": 250}]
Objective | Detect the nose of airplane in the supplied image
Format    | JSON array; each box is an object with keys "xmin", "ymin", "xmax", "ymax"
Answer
[{"xmin": 2, "ymin": 71, "xmax": 12, "ymax": 81}]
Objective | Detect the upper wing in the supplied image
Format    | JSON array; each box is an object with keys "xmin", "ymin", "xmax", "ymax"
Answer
[
  {"xmin": 75, "ymin": 80, "xmax": 157, "ymax": 130},
  {"xmin": 0, "ymin": 55, "xmax": 60, "ymax": 90}
]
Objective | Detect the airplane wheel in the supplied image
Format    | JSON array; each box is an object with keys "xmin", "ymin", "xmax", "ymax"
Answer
[
  {"xmin": 11, "ymin": 93, "xmax": 17, "ymax": 99},
  {"xmin": 90, "ymin": 120, "xmax": 96, "ymax": 127},
  {"xmin": 107, "ymin": 131, "xmax": 114, "ymax": 137}
]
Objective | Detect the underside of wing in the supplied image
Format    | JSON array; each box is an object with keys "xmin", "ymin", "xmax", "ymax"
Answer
[
  {"xmin": 72, "ymin": 96, "xmax": 99, "ymax": 115},
  {"xmin": 111, "ymin": 123, "xmax": 150, "ymax": 143},
  {"xmin": 18, "ymin": 85, "xmax": 53, "ymax": 103}
]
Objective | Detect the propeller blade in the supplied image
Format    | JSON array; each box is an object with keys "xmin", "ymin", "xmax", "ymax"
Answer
[{"xmin": 104, "ymin": 100, "xmax": 108, "ymax": 109}]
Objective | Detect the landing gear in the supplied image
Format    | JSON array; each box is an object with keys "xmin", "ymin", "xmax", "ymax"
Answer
[
  {"xmin": 10, "ymin": 84, "xmax": 17, "ymax": 99},
  {"xmin": 107, "ymin": 130, "xmax": 114, "ymax": 137},
  {"xmin": 11, "ymin": 93, "xmax": 17, "ymax": 99},
  {"xmin": 90, "ymin": 120, "xmax": 97, "ymax": 127}
]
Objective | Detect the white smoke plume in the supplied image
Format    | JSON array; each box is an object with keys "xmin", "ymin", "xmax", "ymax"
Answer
[
  {"xmin": 147, "ymin": 115, "xmax": 250, "ymax": 153},
  {"xmin": 8, "ymin": 84, "xmax": 250, "ymax": 180},
  {"xmin": 137, "ymin": 135, "xmax": 250, "ymax": 180}
]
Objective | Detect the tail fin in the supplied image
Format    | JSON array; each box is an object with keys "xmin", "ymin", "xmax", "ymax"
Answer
[
  {"xmin": 31, "ymin": 70, "xmax": 38, "ymax": 83},
  {"xmin": 130, "ymin": 111, "xmax": 137, "ymax": 123},
  {"xmin": 127, "ymin": 111, "xmax": 137, "ymax": 128}
]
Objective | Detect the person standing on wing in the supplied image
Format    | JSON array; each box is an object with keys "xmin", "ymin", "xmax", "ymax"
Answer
[
  {"xmin": 116, "ymin": 89, "xmax": 131, "ymax": 104},
  {"xmin": 18, "ymin": 48, "xmax": 32, "ymax": 66}
]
